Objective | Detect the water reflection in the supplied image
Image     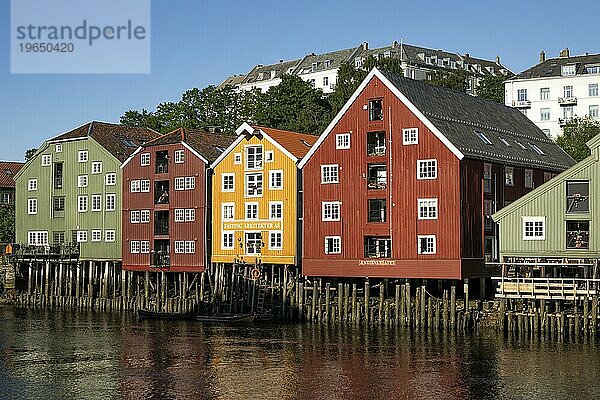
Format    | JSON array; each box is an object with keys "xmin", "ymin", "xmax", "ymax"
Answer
[{"xmin": 0, "ymin": 307, "xmax": 599, "ymax": 400}]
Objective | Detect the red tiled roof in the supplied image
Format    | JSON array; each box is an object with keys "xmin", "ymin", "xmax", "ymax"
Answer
[
  {"xmin": 0, "ymin": 161, "xmax": 24, "ymax": 189},
  {"xmin": 50, "ymin": 121, "xmax": 160, "ymax": 162},
  {"xmin": 252, "ymin": 125, "xmax": 318, "ymax": 159},
  {"xmin": 143, "ymin": 128, "xmax": 237, "ymax": 163}
]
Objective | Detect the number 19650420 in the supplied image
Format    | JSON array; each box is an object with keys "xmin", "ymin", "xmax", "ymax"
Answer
[{"xmin": 19, "ymin": 43, "xmax": 74, "ymax": 52}]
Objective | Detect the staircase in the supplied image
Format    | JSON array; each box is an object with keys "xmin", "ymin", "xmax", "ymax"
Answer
[{"xmin": 255, "ymin": 279, "xmax": 267, "ymax": 315}]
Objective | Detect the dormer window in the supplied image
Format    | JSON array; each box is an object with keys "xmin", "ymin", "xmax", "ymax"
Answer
[
  {"xmin": 324, "ymin": 60, "xmax": 331, "ymax": 69},
  {"xmin": 586, "ymin": 65, "xmax": 600, "ymax": 74},
  {"xmin": 311, "ymin": 62, "xmax": 318, "ymax": 72},
  {"xmin": 562, "ymin": 65, "xmax": 576, "ymax": 76},
  {"xmin": 257, "ymin": 72, "xmax": 264, "ymax": 81}
]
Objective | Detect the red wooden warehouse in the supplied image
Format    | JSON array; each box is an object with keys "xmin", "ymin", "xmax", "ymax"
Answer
[
  {"xmin": 299, "ymin": 68, "xmax": 574, "ymax": 279},
  {"xmin": 121, "ymin": 128, "xmax": 235, "ymax": 272}
]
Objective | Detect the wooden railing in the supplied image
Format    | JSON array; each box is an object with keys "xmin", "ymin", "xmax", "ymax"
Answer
[{"xmin": 492, "ymin": 276, "xmax": 600, "ymax": 300}]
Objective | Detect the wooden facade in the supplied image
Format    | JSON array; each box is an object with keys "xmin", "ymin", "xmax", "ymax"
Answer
[
  {"xmin": 210, "ymin": 123, "xmax": 317, "ymax": 266},
  {"xmin": 121, "ymin": 128, "xmax": 234, "ymax": 272},
  {"xmin": 299, "ymin": 68, "xmax": 573, "ymax": 280}
]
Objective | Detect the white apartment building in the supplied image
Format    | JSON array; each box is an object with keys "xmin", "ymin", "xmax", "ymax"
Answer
[{"xmin": 505, "ymin": 49, "xmax": 600, "ymax": 139}]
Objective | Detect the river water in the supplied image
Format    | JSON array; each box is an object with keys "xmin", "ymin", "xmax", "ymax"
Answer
[{"xmin": 0, "ymin": 307, "xmax": 599, "ymax": 400}]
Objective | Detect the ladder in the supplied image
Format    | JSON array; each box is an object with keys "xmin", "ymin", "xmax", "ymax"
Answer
[{"xmin": 255, "ymin": 279, "xmax": 267, "ymax": 315}]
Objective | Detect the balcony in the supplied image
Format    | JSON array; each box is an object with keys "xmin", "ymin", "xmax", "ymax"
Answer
[
  {"xmin": 558, "ymin": 97, "xmax": 577, "ymax": 106},
  {"xmin": 154, "ymin": 210, "xmax": 169, "ymax": 236},
  {"xmin": 155, "ymin": 150, "xmax": 169, "ymax": 174},
  {"xmin": 367, "ymin": 131, "xmax": 386, "ymax": 157},
  {"xmin": 512, "ymin": 100, "xmax": 531, "ymax": 108},
  {"xmin": 151, "ymin": 250, "xmax": 170, "ymax": 269},
  {"xmin": 154, "ymin": 181, "xmax": 169, "ymax": 204},
  {"xmin": 558, "ymin": 117, "xmax": 574, "ymax": 127},
  {"xmin": 364, "ymin": 237, "xmax": 392, "ymax": 258},
  {"xmin": 367, "ymin": 164, "xmax": 387, "ymax": 190}
]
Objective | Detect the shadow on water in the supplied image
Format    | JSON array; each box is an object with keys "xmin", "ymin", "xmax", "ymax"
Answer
[{"xmin": 1, "ymin": 307, "xmax": 600, "ymax": 400}]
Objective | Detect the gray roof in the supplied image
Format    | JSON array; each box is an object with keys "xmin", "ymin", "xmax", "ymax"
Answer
[
  {"xmin": 514, "ymin": 53, "xmax": 600, "ymax": 79},
  {"xmin": 295, "ymin": 47, "xmax": 359, "ymax": 75},
  {"xmin": 217, "ymin": 74, "xmax": 246, "ymax": 89},
  {"xmin": 242, "ymin": 59, "xmax": 301, "ymax": 85},
  {"xmin": 379, "ymin": 69, "xmax": 575, "ymax": 171}
]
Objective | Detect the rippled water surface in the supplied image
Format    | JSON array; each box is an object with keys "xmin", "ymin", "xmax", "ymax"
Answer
[{"xmin": 1, "ymin": 307, "xmax": 600, "ymax": 399}]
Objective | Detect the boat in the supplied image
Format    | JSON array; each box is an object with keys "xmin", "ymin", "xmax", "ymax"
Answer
[
  {"xmin": 137, "ymin": 309, "xmax": 196, "ymax": 320},
  {"xmin": 195, "ymin": 313, "xmax": 255, "ymax": 323}
]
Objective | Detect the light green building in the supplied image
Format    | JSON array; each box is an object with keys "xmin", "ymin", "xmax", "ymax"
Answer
[
  {"xmin": 493, "ymin": 135, "xmax": 600, "ymax": 260},
  {"xmin": 14, "ymin": 122, "xmax": 158, "ymax": 261}
]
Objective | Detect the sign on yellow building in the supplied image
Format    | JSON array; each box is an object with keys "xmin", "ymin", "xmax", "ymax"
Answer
[{"xmin": 210, "ymin": 123, "xmax": 317, "ymax": 266}]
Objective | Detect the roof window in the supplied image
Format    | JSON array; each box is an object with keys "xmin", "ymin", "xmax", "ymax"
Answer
[
  {"xmin": 499, "ymin": 137, "xmax": 510, "ymax": 147},
  {"xmin": 530, "ymin": 143, "xmax": 545, "ymax": 155},
  {"xmin": 476, "ymin": 131, "xmax": 493, "ymax": 145}
]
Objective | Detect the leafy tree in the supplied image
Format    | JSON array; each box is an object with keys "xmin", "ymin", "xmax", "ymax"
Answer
[
  {"xmin": 25, "ymin": 148, "xmax": 37, "ymax": 161},
  {"xmin": 0, "ymin": 204, "xmax": 15, "ymax": 244},
  {"xmin": 556, "ymin": 117, "xmax": 600, "ymax": 162},
  {"xmin": 477, "ymin": 74, "xmax": 512, "ymax": 103},
  {"xmin": 428, "ymin": 68, "xmax": 468, "ymax": 92}
]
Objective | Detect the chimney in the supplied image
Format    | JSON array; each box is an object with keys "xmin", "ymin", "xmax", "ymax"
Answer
[
  {"xmin": 539, "ymin": 51, "xmax": 546, "ymax": 63},
  {"xmin": 496, "ymin": 55, "xmax": 501, "ymax": 65},
  {"xmin": 560, "ymin": 48, "xmax": 570, "ymax": 58},
  {"xmin": 392, "ymin": 40, "xmax": 399, "ymax": 48},
  {"xmin": 362, "ymin": 41, "xmax": 368, "ymax": 51},
  {"xmin": 464, "ymin": 53, "xmax": 470, "ymax": 59},
  {"xmin": 279, "ymin": 59, "xmax": 284, "ymax": 63}
]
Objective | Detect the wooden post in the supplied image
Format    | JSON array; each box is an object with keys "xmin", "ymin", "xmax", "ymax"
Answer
[
  {"xmin": 395, "ymin": 285, "xmax": 400, "ymax": 326},
  {"xmin": 282, "ymin": 267, "xmax": 288, "ymax": 320},
  {"xmin": 298, "ymin": 279, "xmax": 304, "ymax": 322},
  {"xmin": 428, "ymin": 296, "xmax": 434, "ymax": 330},
  {"xmin": 463, "ymin": 279, "xmax": 469, "ymax": 312},
  {"xmin": 325, "ymin": 282, "xmax": 331, "ymax": 323},
  {"xmin": 378, "ymin": 282, "xmax": 384, "ymax": 324},
  {"xmin": 312, "ymin": 280, "xmax": 318, "ymax": 322},
  {"xmin": 443, "ymin": 289, "xmax": 449, "ymax": 330},
  {"xmin": 351, "ymin": 283, "xmax": 357, "ymax": 324},
  {"xmin": 27, "ymin": 264, "xmax": 33, "ymax": 295},
  {"xmin": 337, "ymin": 283, "xmax": 344, "ymax": 323},
  {"xmin": 364, "ymin": 279, "xmax": 370, "ymax": 325},
  {"xmin": 451, "ymin": 285, "xmax": 457, "ymax": 328},
  {"xmin": 88, "ymin": 261, "xmax": 94, "ymax": 299}
]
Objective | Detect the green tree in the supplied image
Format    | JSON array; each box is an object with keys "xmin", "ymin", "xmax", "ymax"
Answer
[
  {"xmin": 428, "ymin": 69, "xmax": 468, "ymax": 92},
  {"xmin": 477, "ymin": 74, "xmax": 512, "ymax": 103},
  {"xmin": 25, "ymin": 148, "xmax": 37, "ymax": 161},
  {"xmin": 556, "ymin": 117, "xmax": 600, "ymax": 162},
  {"xmin": 0, "ymin": 204, "xmax": 15, "ymax": 244}
]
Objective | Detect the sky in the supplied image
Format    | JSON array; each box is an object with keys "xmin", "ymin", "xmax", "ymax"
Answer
[{"xmin": 1, "ymin": 0, "xmax": 599, "ymax": 162}]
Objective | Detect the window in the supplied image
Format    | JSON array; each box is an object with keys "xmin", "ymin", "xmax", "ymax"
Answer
[
  {"xmin": 324, "ymin": 236, "xmax": 341, "ymax": 254},
  {"xmin": 368, "ymin": 199, "xmax": 386, "ymax": 223},
  {"xmin": 586, "ymin": 66, "xmax": 600, "ymax": 74},
  {"xmin": 130, "ymin": 180, "xmax": 141, "ymax": 192},
  {"xmin": 140, "ymin": 180, "xmax": 150, "ymax": 192},
  {"xmin": 245, "ymin": 232, "xmax": 263, "ymax": 255},
  {"xmin": 131, "ymin": 210, "xmax": 141, "ymax": 223},
  {"xmin": 245, "ymin": 202, "xmax": 259, "ymax": 219},
  {"xmin": 269, "ymin": 170, "xmax": 283, "ymax": 189},
  {"xmin": 28, "ymin": 198, "xmax": 37, "ymax": 215},
  {"xmin": 78, "ymin": 195, "xmax": 88, "ymax": 212},
  {"xmin": 245, "ymin": 173, "xmax": 263, "ymax": 197},
  {"xmin": 367, "ymin": 131, "xmax": 386, "ymax": 156},
  {"xmin": 517, "ymin": 88, "xmax": 528, "ymax": 101},
  {"xmin": 323, "ymin": 76, "xmax": 329, "ymax": 87},
  {"xmin": 525, "ymin": 169, "xmax": 534, "ymax": 189},
  {"xmin": 222, "ymin": 232, "xmax": 234, "ymax": 249},
  {"xmin": 417, "ymin": 198, "xmax": 438, "ymax": 220},
  {"xmin": 185, "ymin": 177, "xmax": 195, "ymax": 190},
  {"xmin": 53, "ymin": 231, "xmax": 65, "ymax": 244},
  {"xmin": 269, "ymin": 202, "xmax": 283, "ymax": 219},
  {"xmin": 562, "ymin": 65, "xmax": 576, "ymax": 76},
  {"xmin": 336, "ymin": 133, "xmax": 350, "ymax": 149},
  {"xmin": 130, "ymin": 241, "xmax": 140, "ymax": 253},
  {"xmin": 141, "ymin": 153, "xmax": 150, "ymax": 166},
  {"xmin": 174, "ymin": 150, "xmax": 185, "ymax": 163},
  {"xmin": 417, "ymin": 235, "xmax": 436, "ymax": 254},
  {"xmin": 41, "ymin": 155, "xmax": 51, "ymax": 166},
  {"xmin": 53, "ymin": 197, "xmax": 65, "ymax": 212},
  {"xmin": 364, "ymin": 237, "xmax": 391, "ymax": 258},
  {"xmin": 28, "ymin": 179, "xmax": 37, "ymax": 191},
  {"xmin": 566, "ymin": 180, "xmax": 589, "ymax": 213},
  {"xmin": 504, "ymin": 166, "xmax": 514, "ymax": 186},
  {"xmin": 540, "ymin": 108, "xmax": 550, "ymax": 121},
  {"xmin": 544, "ymin": 172, "xmax": 552, "ymax": 182},
  {"xmin": 321, "ymin": 164, "xmax": 339, "ymax": 183},
  {"xmin": 105, "ymin": 194, "xmax": 116, "ymax": 211},
  {"xmin": 564, "ymin": 85, "xmax": 573, "ymax": 98},
  {"xmin": 403, "ymin": 128, "xmax": 418, "ymax": 145},
  {"xmin": 269, "ymin": 231, "xmax": 283, "ymax": 250},
  {"xmin": 322, "ymin": 201, "xmax": 341, "ymax": 221},
  {"xmin": 217, "ymin": 203, "xmax": 233, "ymax": 220},
  {"xmin": 185, "ymin": 209, "xmax": 195, "ymax": 222},
  {"xmin": 175, "ymin": 209, "xmax": 185, "ymax": 222},
  {"xmin": 222, "ymin": 173, "xmax": 234, "ymax": 192},
  {"xmin": 140, "ymin": 210, "xmax": 150, "ymax": 223},
  {"xmin": 234, "ymin": 153, "xmax": 242, "ymax": 164},
  {"xmin": 590, "ymin": 105, "xmax": 599, "ymax": 118},
  {"xmin": 55, "ymin": 144, "xmax": 62, "ymax": 153},
  {"xmin": 484, "ymin": 200, "xmax": 494, "ymax": 231},
  {"xmin": 140, "ymin": 240, "xmax": 149, "ymax": 253},
  {"xmin": 540, "ymin": 87, "xmax": 550, "ymax": 100},
  {"xmin": 78, "ymin": 175, "xmax": 88, "ymax": 188},
  {"xmin": 77, "ymin": 230, "xmax": 88, "ymax": 243},
  {"xmin": 265, "ymin": 151, "xmax": 274, "ymax": 162},
  {"xmin": 91, "ymin": 230, "xmax": 102, "ymax": 242},
  {"xmin": 484, "ymin": 163, "xmax": 492, "ymax": 193},
  {"xmin": 246, "ymin": 145, "xmax": 263, "ymax": 170},
  {"xmin": 566, "ymin": 221, "xmax": 590, "ymax": 249},
  {"xmin": 175, "ymin": 177, "xmax": 184, "ymax": 190},
  {"xmin": 185, "ymin": 241, "xmax": 195, "ymax": 254},
  {"xmin": 590, "ymin": 84, "xmax": 599, "ymax": 97},
  {"xmin": 28, "ymin": 231, "xmax": 48, "ymax": 246},
  {"xmin": 91, "ymin": 161, "xmax": 102, "ymax": 174},
  {"xmin": 563, "ymin": 105, "xmax": 574, "ymax": 119},
  {"xmin": 369, "ymin": 99, "xmax": 383, "ymax": 121},
  {"xmin": 91, "ymin": 194, "xmax": 102, "ymax": 211},
  {"xmin": 78, "ymin": 150, "xmax": 88, "ymax": 163},
  {"xmin": 105, "ymin": 173, "xmax": 116, "ymax": 186},
  {"xmin": 523, "ymin": 217, "xmax": 545, "ymax": 240},
  {"xmin": 174, "ymin": 241, "xmax": 185, "ymax": 254},
  {"xmin": 476, "ymin": 131, "xmax": 493, "ymax": 145},
  {"xmin": 417, "ymin": 159, "xmax": 437, "ymax": 180}
]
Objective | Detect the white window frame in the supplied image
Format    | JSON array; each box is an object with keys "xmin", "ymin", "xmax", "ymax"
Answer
[
  {"xmin": 222, "ymin": 231, "xmax": 234, "ymax": 250},
  {"xmin": 78, "ymin": 175, "xmax": 88, "ymax": 188},
  {"xmin": 540, "ymin": 108, "xmax": 550, "ymax": 121},
  {"xmin": 91, "ymin": 229, "xmax": 102, "ymax": 242},
  {"xmin": 589, "ymin": 83, "xmax": 599, "ymax": 97},
  {"xmin": 130, "ymin": 240, "xmax": 140, "ymax": 253},
  {"xmin": 130, "ymin": 210, "xmax": 141, "ymax": 223},
  {"xmin": 185, "ymin": 176, "xmax": 195, "ymax": 190},
  {"xmin": 540, "ymin": 87, "xmax": 550, "ymax": 100},
  {"xmin": 28, "ymin": 198, "xmax": 37, "ymax": 215},
  {"xmin": 505, "ymin": 166, "xmax": 514, "ymax": 186},
  {"xmin": 105, "ymin": 194, "xmax": 116, "ymax": 211},
  {"xmin": 522, "ymin": 216, "xmax": 545, "ymax": 240},
  {"xmin": 246, "ymin": 145, "xmax": 263, "ymax": 170},
  {"xmin": 265, "ymin": 150, "xmax": 274, "ymax": 163},
  {"xmin": 269, "ymin": 201, "xmax": 283, "ymax": 220},
  {"xmin": 140, "ymin": 180, "xmax": 150, "ymax": 193},
  {"xmin": 174, "ymin": 150, "xmax": 185, "ymax": 164},
  {"xmin": 28, "ymin": 179, "xmax": 37, "ymax": 191},
  {"xmin": 269, "ymin": 231, "xmax": 283, "ymax": 250},
  {"xmin": 245, "ymin": 232, "xmax": 263, "ymax": 255},
  {"xmin": 184, "ymin": 241, "xmax": 195, "ymax": 254},
  {"xmin": 322, "ymin": 201, "xmax": 341, "ymax": 221},
  {"xmin": 222, "ymin": 173, "xmax": 235, "ymax": 192},
  {"xmin": 417, "ymin": 198, "xmax": 438, "ymax": 220},
  {"xmin": 321, "ymin": 164, "xmax": 339, "ymax": 184},
  {"xmin": 524, "ymin": 169, "xmax": 534, "ymax": 189},
  {"xmin": 78, "ymin": 195, "xmax": 88, "ymax": 212},
  {"xmin": 78, "ymin": 150, "xmax": 88, "ymax": 163},
  {"xmin": 245, "ymin": 173, "xmax": 263, "ymax": 197},
  {"xmin": 41, "ymin": 155, "xmax": 51, "ymax": 166},
  {"xmin": 174, "ymin": 177, "xmax": 185, "ymax": 190},
  {"xmin": 324, "ymin": 236, "xmax": 341, "ymax": 255},
  {"xmin": 140, "ymin": 210, "xmax": 150, "ymax": 223},
  {"xmin": 233, "ymin": 153, "xmax": 242, "ymax": 165},
  {"xmin": 91, "ymin": 194, "xmax": 102, "ymax": 211},
  {"xmin": 335, "ymin": 133, "xmax": 351, "ymax": 149},
  {"xmin": 175, "ymin": 209, "xmax": 185, "ymax": 222},
  {"xmin": 417, "ymin": 235, "xmax": 436, "ymax": 255},
  {"xmin": 55, "ymin": 144, "xmax": 62, "ymax": 153},
  {"xmin": 174, "ymin": 241, "xmax": 185, "ymax": 254},
  {"xmin": 140, "ymin": 153, "xmax": 150, "ymax": 166},
  {"xmin": 105, "ymin": 173, "xmax": 116, "ymax": 186},
  {"xmin": 245, "ymin": 202, "xmax": 259, "ymax": 220},
  {"xmin": 417, "ymin": 159, "xmax": 437, "ymax": 180},
  {"xmin": 402, "ymin": 128, "xmax": 419, "ymax": 145},
  {"xmin": 28, "ymin": 231, "xmax": 48, "ymax": 246},
  {"xmin": 140, "ymin": 240, "xmax": 150, "ymax": 253},
  {"xmin": 105, "ymin": 230, "xmax": 115, "ymax": 242},
  {"xmin": 77, "ymin": 230, "xmax": 88, "ymax": 243},
  {"xmin": 269, "ymin": 170, "xmax": 283, "ymax": 190},
  {"xmin": 222, "ymin": 203, "xmax": 235, "ymax": 220},
  {"xmin": 91, "ymin": 161, "xmax": 102, "ymax": 174},
  {"xmin": 185, "ymin": 209, "xmax": 195, "ymax": 222},
  {"xmin": 130, "ymin": 180, "xmax": 140, "ymax": 192}
]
